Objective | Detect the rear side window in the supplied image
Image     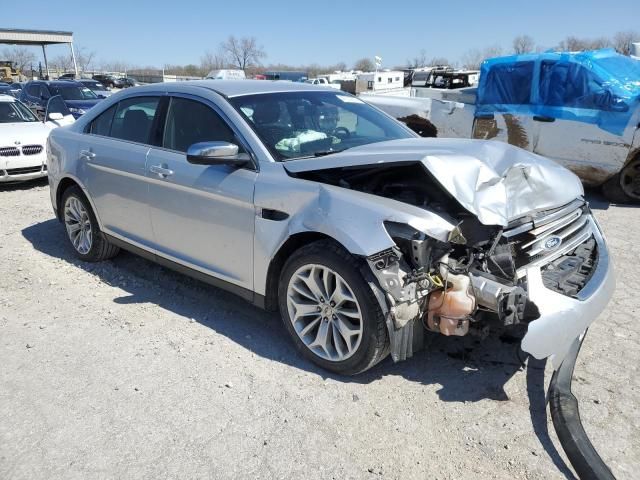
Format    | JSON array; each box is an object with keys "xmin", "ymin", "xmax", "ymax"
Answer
[
  {"xmin": 479, "ymin": 61, "xmax": 534, "ymax": 105},
  {"xmin": 162, "ymin": 97, "xmax": 237, "ymax": 152},
  {"xmin": 109, "ymin": 97, "xmax": 160, "ymax": 144},
  {"xmin": 89, "ymin": 104, "xmax": 117, "ymax": 136},
  {"xmin": 26, "ymin": 84, "xmax": 40, "ymax": 97}
]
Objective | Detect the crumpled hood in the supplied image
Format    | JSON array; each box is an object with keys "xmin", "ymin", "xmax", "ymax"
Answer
[{"xmin": 283, "ymin": 138, "xmax": 584, "ymax": 226}]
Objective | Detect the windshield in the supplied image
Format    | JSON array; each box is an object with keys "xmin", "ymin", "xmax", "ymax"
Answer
[
  {"xmin": 49, "ymin": 85, "xmax": 98, "ymax": 100},
  {"xmin": 230, "ymin": 91, "xmax": 413, "ymax": 161},
  {"xmin": 0, "ymin": 100, "xmax": 38, "ymax": 123}
]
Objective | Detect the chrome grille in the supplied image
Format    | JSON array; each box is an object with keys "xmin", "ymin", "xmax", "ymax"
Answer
[
  {"xmin": 0, "ymin": 147, "xmax": 20, "ymax": 157},
  {"xmin": 505, "ymin": 200, "xmax": 594, "ymax": 275},
  {"xmin": 21, "ymin": 145, "xmax": 43, "ymax": 156}
]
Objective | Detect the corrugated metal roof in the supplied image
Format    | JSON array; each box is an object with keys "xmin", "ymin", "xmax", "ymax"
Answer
[{"xmin": 0, "ymin": 28, "xmax": 73, "ymax": 45}]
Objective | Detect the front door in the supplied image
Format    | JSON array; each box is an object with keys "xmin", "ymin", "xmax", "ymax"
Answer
[
  {"xmin": 146, "ymin": 95, "xmax": 257, "ymax": 290},
  {"xmin": 532, "ymin": 60, "xmax": 634, "ymax": 185}
]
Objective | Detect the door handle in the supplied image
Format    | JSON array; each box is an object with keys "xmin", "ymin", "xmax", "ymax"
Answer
[
  {"xmin": 79, "ymin": 149, "xmax": 96, "ymax": 160},
  {"xmin": 149, "ymin": 164, "xmax": 174, "ymax": 178},
  {"xmin": 533, "ymin": 115, "xmax": 555, "ymax": 123}
]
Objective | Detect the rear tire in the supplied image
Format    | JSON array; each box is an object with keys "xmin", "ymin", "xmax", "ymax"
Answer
[
  {"xmin": 278, "ymin": 240, "xmax": 389, "ymax": 375},
  {"xmin": 61, "ymin": 186, "xmax": 120, "ymax": 262}
]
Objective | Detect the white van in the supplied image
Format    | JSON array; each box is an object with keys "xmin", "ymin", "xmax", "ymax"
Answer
[{"xmin": 205, "ymin": 69, "xmax": 246, "ymax": 80}]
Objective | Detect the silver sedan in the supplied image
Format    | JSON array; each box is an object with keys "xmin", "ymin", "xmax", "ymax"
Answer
[{"xmin": 46, "ymin": 80, "xmax": 613, "ymax": 375}]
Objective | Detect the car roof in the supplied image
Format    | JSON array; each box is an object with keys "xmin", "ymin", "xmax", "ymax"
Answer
[
  {"xmin": 0, "ymin": 94, "xmax": 16, "ymax": 102},
  {"xmin": 129, "ymin": 79, "xmax": 330, "ymax": 98},
  {"xmin": 28, "ymin": 80, "xmax": 83, "ymax": 87}
]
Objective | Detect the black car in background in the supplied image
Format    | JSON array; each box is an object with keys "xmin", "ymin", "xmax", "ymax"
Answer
[
  {"xmin": 91, "ymin": 74, "xmax": 118, "ymax": 89},
  {"xmin": 116, "ymin": 77, "xmax": 141, "ymax": 88},
  {"xmin": 19, "ymin": 80, "xmax": 102, "ymax": 119}
]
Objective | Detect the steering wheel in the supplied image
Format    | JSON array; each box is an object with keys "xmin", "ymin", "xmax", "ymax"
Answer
[{"xmin": 332, "ymin": 126, "xmax": 351, "ymax": 139}]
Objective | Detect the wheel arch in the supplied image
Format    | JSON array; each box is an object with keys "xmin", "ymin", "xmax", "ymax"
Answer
[
  {"xmin": 263, "ymin": 231, "xmax": 354, "ymax": 312},
  {"xmin": 56, "ymin": 175, "xmax": 102, "ymax": 227}
]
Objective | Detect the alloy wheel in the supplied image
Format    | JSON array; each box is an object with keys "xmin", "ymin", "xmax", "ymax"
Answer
[
  {"xmin": 286, "ymin": 264, "xmax": 363, "ymax": 362},
  {"xmin": 64, "ymin": 196, "xmax": 93, "ymax": 255}
]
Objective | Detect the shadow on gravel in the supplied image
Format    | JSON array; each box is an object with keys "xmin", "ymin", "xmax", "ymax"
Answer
[
  {"xmin": 0, "ymin": 177, "xmax": 48, "ymax": 192},
  {"xmin": 22, "ymin": 218, "xmax": 573, "ymax": 475},
  {"xmin": 585, "ymin": 188, "xmax": 640, "ymax": 211}
]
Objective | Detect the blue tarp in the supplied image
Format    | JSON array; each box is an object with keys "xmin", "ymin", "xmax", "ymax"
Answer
[{"xmin": 476, "ymin": 49, "xmax": 640, "ymax": 135}]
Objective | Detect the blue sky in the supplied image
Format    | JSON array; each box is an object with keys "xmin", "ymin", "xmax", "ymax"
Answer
[{"xmin": 3, "ymin": 0, "xmax": 638, "ymax": 68}]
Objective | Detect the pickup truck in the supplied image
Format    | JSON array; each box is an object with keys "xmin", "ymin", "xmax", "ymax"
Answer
[{"xmin": 365, "ymin": 49, "xmax": 640, "ymax": 202}]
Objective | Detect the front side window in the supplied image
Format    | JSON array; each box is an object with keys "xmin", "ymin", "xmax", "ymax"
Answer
[
  {"xmin": 539, "ymin": 61, "xmax": 606, "ymax": 109},
  {"xmin": 0, "ymin": 100, "xmax": 38, "ymax": 123},
  {"xmin": 163, "ymin": 97, "xmax": 237, "ymax": 152},
  {"xmin": 109, "ymin": 97, "xmax": 161, "ymax": 143},
  {"xmin": 230, "ymin": 91, "xmax": 413, "ymax": 161}
]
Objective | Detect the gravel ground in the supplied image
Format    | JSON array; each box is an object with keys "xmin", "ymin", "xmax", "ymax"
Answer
[{"xmin": 0, "ymin": 179, "xmax": 638, "ymax": 480}]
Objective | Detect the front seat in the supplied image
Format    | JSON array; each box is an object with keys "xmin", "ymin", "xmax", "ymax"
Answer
[
  {"xmin": 252, "ymin": 101, "xmax": 288, "ymax": 145},
  {"xmin": 121, "ymin": 109, "xmax": 151, "ymax": 142}
]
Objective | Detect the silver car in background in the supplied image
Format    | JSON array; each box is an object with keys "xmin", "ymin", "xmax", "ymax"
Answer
[{"xmin": 47, "ymin": 80, "xmax": 614, "ymax": 375}]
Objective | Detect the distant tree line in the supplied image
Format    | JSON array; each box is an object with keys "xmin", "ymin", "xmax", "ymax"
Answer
[{"xmin": 2, "ymin": 30, "xmax": 638, "ymax": 80}]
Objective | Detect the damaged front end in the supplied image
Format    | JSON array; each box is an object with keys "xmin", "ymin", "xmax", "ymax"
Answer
[
  {"xmin": 367, "ymin": 197, "xmax": 613, "ymax": 366},
  {"xmin": 283, "ymin": 138, "xmax": 614, "ymax": 365}
]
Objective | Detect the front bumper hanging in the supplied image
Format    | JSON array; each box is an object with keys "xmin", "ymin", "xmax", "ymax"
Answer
[{"xmin": 548, "ymin": 331, "xmax": 616, "ymax": 480}]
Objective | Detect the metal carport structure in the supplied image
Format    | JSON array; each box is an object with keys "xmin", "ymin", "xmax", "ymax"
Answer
[{"xmin": 0, "ymin": 28, "xmax": 77, "ymax": 79}]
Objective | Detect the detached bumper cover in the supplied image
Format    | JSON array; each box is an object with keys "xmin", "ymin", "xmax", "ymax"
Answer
[
  {"xmin": 521, "ymin": 216, "xmax": 614, "ymax": 368},
  {"xmin": 549, "ymin": 332, "xmax": 616, "ymax": 480}
]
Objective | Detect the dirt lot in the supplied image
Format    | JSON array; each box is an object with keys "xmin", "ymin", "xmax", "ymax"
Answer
[{"xmin": 1, "ymin": 179, "xmax": 638, "ymax": 480}]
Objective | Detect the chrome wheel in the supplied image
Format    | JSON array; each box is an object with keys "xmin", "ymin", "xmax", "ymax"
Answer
[
  {"xmin": 64, "ymin": 196, "xmax": 92, "ymax": 255},
  {"xmin": 286, "ymin": 264, "xmax": 363, "ymax": 362},
  {"xmin": 620, "ymin": 158, "xmax": 640, "ymax": 201}
]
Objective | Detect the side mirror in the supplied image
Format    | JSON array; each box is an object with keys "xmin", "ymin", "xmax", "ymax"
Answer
[
  {"xmin": 48, "ymin": 112, "xmax": 64, "ymax": 121},
  {"xmin": 608, "ymin": 96, "xmax": 629, "ymax": 113},
  {"xmin": 186, "ymin": 141, "xmax": 248, "ymax": 166}
]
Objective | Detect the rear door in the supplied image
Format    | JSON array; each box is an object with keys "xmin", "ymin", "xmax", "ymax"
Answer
[
  {"xmin": 81, "ymin": 95, "xmax": 162, "ymax": 247},
  {"xmin": 145, "ymin": 94, "xmax": 257, "ymax": 290}
]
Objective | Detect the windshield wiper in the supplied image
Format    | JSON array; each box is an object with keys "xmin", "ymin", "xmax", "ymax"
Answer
[{"xmin": 313, "ymin": 149, "xmax": 346, "ymax": 157}]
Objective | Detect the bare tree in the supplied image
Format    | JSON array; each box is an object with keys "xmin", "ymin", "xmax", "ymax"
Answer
[
  {"xmin": 407, "ymin": 49, "xmax": 428, "ymax": 68},
  {"xmin": 513, "ymin": 35, "xmax": 535, "ymax": 54},
  {"xmin": 51, "ymin": 54, "xmax": 73, "ymax": 71},
  {"xmin": 613, "ymin": 30, "xmax": 640, "ymax": 55},
  {"xmin": 557, "ymin": 36, "xmax": 611, "ymax": 52},
  {"xmin": 427, "ymin": 57, "xmax": 450, "ymax": 67},
  {"xmin": 353, "ymin": 57, "xmax": 375, "ymax": 71},
  {"xmin": 200, "ymin": 49, "xmax": 227, "ymax": 72},
  {"xmin": 2, "ymin": 46, "xmax": 37, "ymax": 73},
  {"xmin": 75, "ymin": 46, "xmax": 96, "ymax": 72},
  {"xmin": 220, "ymin": 36, "xmax": 266, "ymax": 71},
  {"xmin": 334, "ymin": 61, "xmax": 347, "ymax": 72},
  {"xmin": 461, "ymin": 49, "xmax": 483, "ymax": 69}
]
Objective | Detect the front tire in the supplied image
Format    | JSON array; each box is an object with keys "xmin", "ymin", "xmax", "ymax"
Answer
[
  {"xmin": 278, "ymin": 240, "xmax": 388, "ymax": 375},
  {"xmin": 61, "ymin": 186, "xmax": 120, "ymax": 262}
]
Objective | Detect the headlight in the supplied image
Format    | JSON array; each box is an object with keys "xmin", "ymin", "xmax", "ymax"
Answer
[{"xmin": 68, "ymin": 107, "xmax": 85, "ymax": 114}]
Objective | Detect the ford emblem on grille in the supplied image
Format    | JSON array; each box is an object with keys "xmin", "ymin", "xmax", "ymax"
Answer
[{"xmin": 544, "ymin": 236, "xmax": 562, "ymax": 250}]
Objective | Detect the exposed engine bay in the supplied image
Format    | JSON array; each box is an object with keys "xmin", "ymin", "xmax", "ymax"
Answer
[{"xmin": 291, "ymin": 162, "xmax": 601, "ymax": 362}]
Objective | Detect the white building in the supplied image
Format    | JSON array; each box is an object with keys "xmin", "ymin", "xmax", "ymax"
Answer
[{"xmin": 355, "ymin": 70, "xmax": 405, "ymax": 94}]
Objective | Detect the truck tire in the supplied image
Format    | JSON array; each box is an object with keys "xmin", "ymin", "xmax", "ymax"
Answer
[
  {"xmin": 602, "ymin": 156, "xmax": 640, "ymax": 203},
  {"xmin": 278, "ymin": 239, "xmax": 389, "ymax": 375}
]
